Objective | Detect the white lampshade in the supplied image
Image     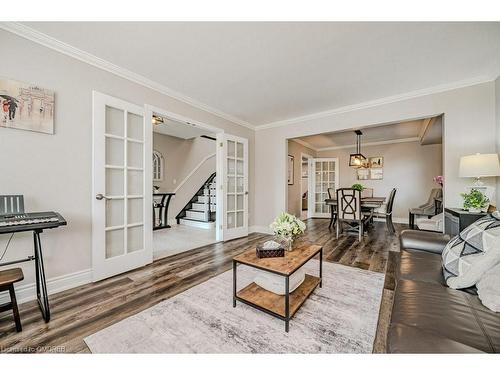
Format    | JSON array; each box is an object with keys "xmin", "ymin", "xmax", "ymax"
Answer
[{"xmin": 459, "ymin": 153, "xmax": 500, "ymax": 178}]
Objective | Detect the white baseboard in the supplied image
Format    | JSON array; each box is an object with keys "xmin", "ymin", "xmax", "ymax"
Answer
[
  {"xmin": 249, "ymin": 225, "xmax": 273, "ymax": 235},
  {"xmin": 0, "ymin": 268, "xmax": 92, "ymax": 305},
  {"xmin": 373, "ymin": 217, "xmax": 409, "ymax": 224}
]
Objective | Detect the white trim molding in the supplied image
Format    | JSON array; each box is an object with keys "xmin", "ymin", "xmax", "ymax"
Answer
[
  {"xmin": 0, "ymin": 268, "xmax": 92, "ymax": 306},
  {"xmin": 316, "ymin": 137, "xmax": 421, "ymax": 152},
  {"xmin": 256, "ymin": 75, "xmax": 497, "ymax": 131},
  {"xmin": 0, "ymin": 22, "xmax": 255, "ymax": 131}
]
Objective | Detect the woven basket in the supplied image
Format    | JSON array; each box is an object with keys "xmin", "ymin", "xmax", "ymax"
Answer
[{"xmin": 256, "ymin": 245, "xmax": 285, "ymax": 258}]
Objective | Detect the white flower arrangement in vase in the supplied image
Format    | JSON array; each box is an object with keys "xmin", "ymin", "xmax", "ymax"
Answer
[{"xmin": 269, "ymin": 212, "xmax": 306, "ymax": 251}]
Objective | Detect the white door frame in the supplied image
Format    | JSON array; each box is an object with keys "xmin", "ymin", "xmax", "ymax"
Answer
[
  {"xmin": 144, "ymin": 105, "xmax": 224, "ymax": 242},
  {"xmin": 300, "ymin": 152, "xmax": 313, "ymax": 219},
  {"xmin": 92, "ymin": 91, "xmax": 152, "ymax": 282}
]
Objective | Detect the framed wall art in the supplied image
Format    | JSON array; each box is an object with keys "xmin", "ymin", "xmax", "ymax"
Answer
[{"xmin": 1, "ymin": 78, "xmax": 55, "ymax": 134}]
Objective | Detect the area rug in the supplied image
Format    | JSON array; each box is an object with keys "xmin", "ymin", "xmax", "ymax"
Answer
[{"xmin": 84, "ymin": 261, "xmax": 385, "ymax": 353}]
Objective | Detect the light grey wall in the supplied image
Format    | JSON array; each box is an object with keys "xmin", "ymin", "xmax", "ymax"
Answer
[
  {"xmin": 286, "ymin": 140, "xmax": 316, "ymax": 217},
  {"xmin": 255, "ymin": 81, "xmax": 496, "ymax": 227},
  {"xmin": 0, "ymin": 30, "xmax": 254, "ymax": 289},
  {"xmin": 153, "ymin": 134, "xmax": 215, "ymax": 192},
  {"xmin": 317, "ymin": 142, "xmax": 442, "ymax": 220}
]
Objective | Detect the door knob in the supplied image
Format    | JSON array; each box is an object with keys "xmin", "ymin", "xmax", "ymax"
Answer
[
  {"xmin": 95, "ymin": 193, "xmax": 109, "ymax": 200},
  {"xmin": 245, "ymin": 191, "xmax": 249, "ymax": 195}
]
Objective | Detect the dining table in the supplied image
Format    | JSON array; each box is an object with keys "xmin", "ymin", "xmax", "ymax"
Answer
[{"xmin": 324, "ymin": 196, "xmax": 386, "ymax": 229}]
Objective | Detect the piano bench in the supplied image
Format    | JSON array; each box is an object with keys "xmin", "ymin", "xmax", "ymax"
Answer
[{"xmin": 0, "ymin": 268, "xmax": 24, "ymax": 332}]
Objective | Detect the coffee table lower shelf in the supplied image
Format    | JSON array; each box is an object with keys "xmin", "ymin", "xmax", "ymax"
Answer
[{"xmin": 235, "ymin": 274, "xmax": 321, "ymax": 329}]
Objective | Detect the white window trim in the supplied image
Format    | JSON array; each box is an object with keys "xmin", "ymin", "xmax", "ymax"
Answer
[{"xmin": 153, "ymin": 150, "xmax": 164, "ymax": 182}]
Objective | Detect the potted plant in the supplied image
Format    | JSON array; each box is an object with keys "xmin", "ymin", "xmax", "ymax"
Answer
[
  {"xmin": 270, "ymin": 212, "xmax": 306, "ymax": 251},
  {"xmin": 461, "ymin": 189, "xmax": 489, "ymax": 213},
  {"xmin": 351, "ymin": 183, "xmax": 365, "ymax": 191}
]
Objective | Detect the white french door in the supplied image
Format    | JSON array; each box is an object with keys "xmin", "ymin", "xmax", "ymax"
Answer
[
  {"xmin": 92, "ymin": 92, "xmax": 152, "ymax": 282},
  {"xmin": 310, "ymin": 158, "xmax": 339, "ymax": 218},
  {"xmin": 220, "ymin": 134, "xmax": 248, "ymax": 241}
]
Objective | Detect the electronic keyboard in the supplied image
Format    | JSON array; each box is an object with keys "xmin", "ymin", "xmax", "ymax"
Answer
[{"xmin": 0, "ymin": 211, "xmax": 67, "ymax": 233}]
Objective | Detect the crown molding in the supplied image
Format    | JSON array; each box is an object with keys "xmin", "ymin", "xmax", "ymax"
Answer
[
  {"xmin": 256, "ymin": 75, "xmax": 497, "ymax": 131},
  {"xmin": 315, "ymin": 137, "xmax": 421, "ymax": 152},
  {"xmin": 0, "ymin": 22, "xmax": 256, "ymax": 130}
]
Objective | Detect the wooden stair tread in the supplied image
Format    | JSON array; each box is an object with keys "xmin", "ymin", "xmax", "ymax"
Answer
[{"xmin": 236, "ymin": 274, "xmax": 320, "ymax": 318}]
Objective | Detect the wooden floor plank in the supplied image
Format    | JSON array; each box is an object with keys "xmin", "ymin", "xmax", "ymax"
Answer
[{"xmin": 0, "ymin": 219, "xmax": 404, "ymax": 353}]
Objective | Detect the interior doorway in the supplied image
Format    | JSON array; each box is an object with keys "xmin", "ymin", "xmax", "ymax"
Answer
[{"xmin": 145, "ymin": 105, "xmax": 224, "ymax": 259}]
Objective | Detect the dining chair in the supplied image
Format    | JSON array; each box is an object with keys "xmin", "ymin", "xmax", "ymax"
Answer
[
  {"xmin": 408, "ymin": 188, "xmax": 442, "ymax": 229},
  {"xmin": 327, "ymin": 188, "xmax": 337, "ymax": 229},
  {"xmin": 373, "ymin": 188, "xmax": 397, "ymax": 234},
  {"xmin": 336, "ymin": 188, "xmax": 371, "ymax": 242}
]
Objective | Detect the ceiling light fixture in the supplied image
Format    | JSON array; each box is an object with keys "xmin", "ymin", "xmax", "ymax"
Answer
[
  {"xmin": 152, "ymin": 115, "xmax": 164, "ymax": 125},
  {"xmin": 349, "ymin": 130, "xmax": 367, "ymax": 168}
]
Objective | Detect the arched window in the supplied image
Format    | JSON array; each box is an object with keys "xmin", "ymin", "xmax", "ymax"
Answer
[{"xmin": 153, "ymin": 150, "xmax": 164, "ymax": 181}]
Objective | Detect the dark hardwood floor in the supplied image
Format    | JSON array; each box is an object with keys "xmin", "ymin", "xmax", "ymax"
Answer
[{"xmin": 0, "ymin": 219, "xmax": 404, "ymax": 353}]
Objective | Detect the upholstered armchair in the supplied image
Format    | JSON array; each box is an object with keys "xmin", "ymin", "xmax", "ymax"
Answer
[{"xmin": 409, "ymin": 188, "xmax": 442, "ymax": 229}]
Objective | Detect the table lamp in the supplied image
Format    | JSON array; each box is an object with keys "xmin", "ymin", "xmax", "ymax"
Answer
[{"xmin": 459, "ymin": 153, "xmax": 500, "ymax": 186}]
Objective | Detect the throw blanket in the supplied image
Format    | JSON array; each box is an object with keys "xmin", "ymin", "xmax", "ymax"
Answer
[
  {"xmin": 477, "ymin": 262, "xmax": 500, "ymax": 312},
  {"xmin": 442, "ymin": 212, "xmax": 500, "ymax": 289}
]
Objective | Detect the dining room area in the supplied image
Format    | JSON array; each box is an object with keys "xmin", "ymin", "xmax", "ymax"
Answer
[{"xmin": 286, "ymin": 116, "xmax": 444, "ymax": 241}]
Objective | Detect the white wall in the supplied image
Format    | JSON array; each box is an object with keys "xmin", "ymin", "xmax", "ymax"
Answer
[
  {"xmin": 286, "ymin": 140, "xmax": 316, "ymax": 217},
  {"xmin": 316, "ymin": 142, "xmax": 442, "ymax": 221},
  {"xmin": 0, "ymin": 30, "xmax": 254, "ymax": 294},
  {"xmin": 255, "ymin": 81, "xmax": 497, "ymax": 227}
]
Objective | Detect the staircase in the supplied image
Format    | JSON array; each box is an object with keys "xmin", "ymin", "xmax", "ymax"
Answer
[{"xmin": 176, "ymin": 173, "xmax": 216, "ymax": 229}]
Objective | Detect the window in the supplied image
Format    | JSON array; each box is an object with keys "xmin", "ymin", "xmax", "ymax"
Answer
[{"xmin": 153, "ymin": 150, "xmax": 164, "ymax": 181}]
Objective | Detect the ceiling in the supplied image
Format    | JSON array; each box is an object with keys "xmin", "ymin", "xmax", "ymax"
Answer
[
  {"xmin": 294, "ymin": 117, "xmax": 442, "ymax": 150},
  {"xmin": 18, "ymin": 22, "xmax": 500, "ymax": 126},
  {"xmin": 153, "ymin": 115, "xmax": 215, "ymax": 139}
]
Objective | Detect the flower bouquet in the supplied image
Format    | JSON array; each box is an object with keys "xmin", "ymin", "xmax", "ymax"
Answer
[{"xmin": 269, "ymin": 212, "xmax": 306, "ymax": 251}]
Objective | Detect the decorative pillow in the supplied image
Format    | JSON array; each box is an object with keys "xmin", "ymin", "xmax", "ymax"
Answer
[
  {"xmin": 477, "ymin": 262, "xmax": 500, "ymax": 312},
  {"xmin": 442, "ymin": 212, "xmax": 500, "ymax": 289}
]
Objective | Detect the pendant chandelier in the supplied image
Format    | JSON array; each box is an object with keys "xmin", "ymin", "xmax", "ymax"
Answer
[{"xmin": 349, "ymin": 130, "xmax": 367, "ymax": 168}]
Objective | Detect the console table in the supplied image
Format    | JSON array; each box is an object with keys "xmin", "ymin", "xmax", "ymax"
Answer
[
  {"xmin": 153, "ymin": 193, "xmax": 175, "ymax": 230},
  {"xmin": 444, "ymin": 207, "xmax": 488, "ymax": 236}
]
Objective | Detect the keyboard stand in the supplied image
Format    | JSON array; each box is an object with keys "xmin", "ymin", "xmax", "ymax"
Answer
[
  {"xmin": 34, "ymin": 229, "xmax": 50, "ymax": 322},
  {"xmin": 0, "ymin": 212, "xmax": 66, "ymax": 323}
]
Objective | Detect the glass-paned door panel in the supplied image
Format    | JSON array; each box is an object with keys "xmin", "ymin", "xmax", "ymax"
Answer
[
  {"xmin": 222, "ymin": 134, "xmax": 248, "ymax": 241},
  {"xmin": 92, "ymin": 92, "xmax": 152, "ymax": 282},
  {"xmin": 311, "ymin": 158, "xmax": 339, "ymax": 218}
]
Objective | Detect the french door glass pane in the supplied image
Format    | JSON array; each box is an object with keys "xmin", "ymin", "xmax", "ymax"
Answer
[
  {"xmin": 127, "ymin": 141, "xmax": 143, "ymax": 169},
  {"xmin": 237, "ymin": 212, "xmax": 243, "ymax": 227},
  {"xmin": 227, "ymin": 194, "xmax": 235, "ymax": 211},
  {"xmin": 237, "ymin": 142, "xmax": 243, "ymax": 158},
  {"xmin": 127, "ymin": 112, "xmax": 143, "ymax": 140},
  {"xmin": 105, "ymin": 106, "xmax": 124, "ymax": 137},
  {"xmin": 227, "ymin": 212, "xmax": 235, "ymax": 228},
  {"xmin": 237, "ymin": 195, "xmax": 243, "ymax": 210},
  {"xmin": 127, "ymin": 170, "xmax": 143, "ymax": 195},
  {"xmin": 106, "ymin": 229, "xmax": 124, "ymax": 259},
  {"xmin": 106, "ymin": 168, "xmax": 124, "ymax": 196},
  {"xmin": 228, "ymin": 140, "xmax": 236, "ymax": 157},
  {"xmin": 127, "ymin": 198, "xmax": 143, "ymax": 223},
  {"xmin": 106, "ymin": 199, "xmax": 124, "ymax": 227},
  {"xmin": 127, "ymin": 225, "xmax": 144, "ymax": 253},
  {"xmin": 227, "ymin": 159, "xmax": 235, "ymax": 175},
  {"xmin": 106, "ymin": 137, "xmax": 124, "ymax": 166}
]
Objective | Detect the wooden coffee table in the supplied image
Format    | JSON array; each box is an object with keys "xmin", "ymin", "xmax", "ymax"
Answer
[{"xmin": 232, "ymin": 243, "xmax": 322, "ymax": 332}]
